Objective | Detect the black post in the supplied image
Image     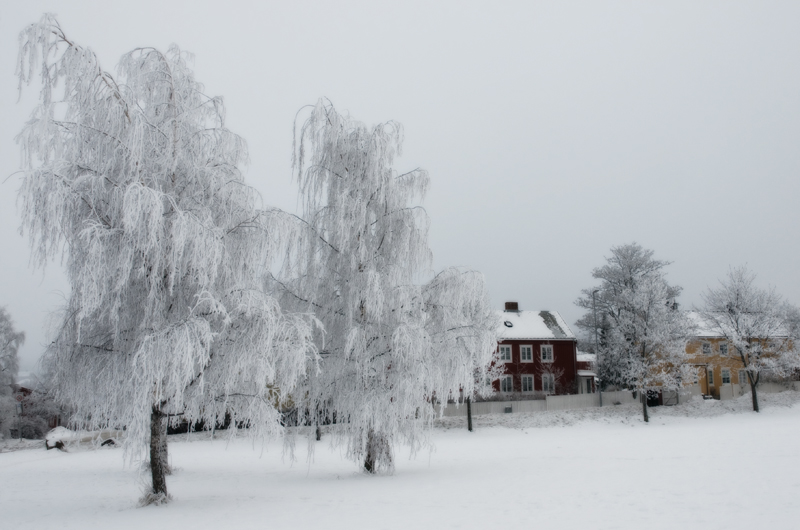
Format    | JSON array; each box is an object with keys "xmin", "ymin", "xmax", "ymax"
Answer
[{"xmin": 467, "ymin": 397, "xmax": 473, "ymax": 432}]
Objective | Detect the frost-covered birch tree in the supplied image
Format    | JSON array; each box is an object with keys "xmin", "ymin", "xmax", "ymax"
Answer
[
  {"xmin": 0, "ymin": 307, "xmax": 25, "ymax": 439},
  {"xmin": 575, "ymin": 243, "xmax": 693, "ymax": 422},
  {"xmin": 15, "ymin": 16, "xmax": 315, "ymax": 503},
  {"xmin": 701, "ymin": 267, "xmax": 797, "ymax": 413},
  {"xmin": 278, "ymin": 101, "xmax": 498, "ymax": 472}
]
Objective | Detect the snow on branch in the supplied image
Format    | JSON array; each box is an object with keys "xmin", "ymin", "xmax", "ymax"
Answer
[{"xmin": 16, "ymin": 16, "xmax": 316, "ymax": 473}]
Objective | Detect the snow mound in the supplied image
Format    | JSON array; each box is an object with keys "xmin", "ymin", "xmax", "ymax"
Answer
[{"xmin": 44, "ymin": 427, "xmax": 125, "ymax": 450}]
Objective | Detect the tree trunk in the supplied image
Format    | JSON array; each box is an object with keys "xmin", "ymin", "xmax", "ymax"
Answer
[
  {"xmin": 315, "ymin": 405, "xmax": 322, "ymax": 441},
  {"xmin": 641, "ymin": 391, "xmax": 649, "ymax": 423},
  {"xmin": 363, "ymin": 429, "xmax": 391, "ymax": 474},
  {"xmin": 750, "ymin": 379, "xmax": 760, "ymax": 412},
  {"xmin": 364, "ymin": 430, "xmax": 377, "ymax": 473},
  {"xmin": 466, "ymin": 397, "xmax": 473, "ymax": 432},
  {"xmin": 149, "ymin": 407, "xmax": 169, "ymax": 498}
]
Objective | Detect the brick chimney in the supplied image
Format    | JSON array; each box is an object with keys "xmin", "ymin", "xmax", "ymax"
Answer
[{"xmin": 504, "ymin": 301, "xmax": 519, "ymax": 312}]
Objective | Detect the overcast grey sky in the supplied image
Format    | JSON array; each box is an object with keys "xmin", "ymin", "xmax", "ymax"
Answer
[{"xmin": 2, "ymin": 1, "xmax": 799, "ymax": 371}]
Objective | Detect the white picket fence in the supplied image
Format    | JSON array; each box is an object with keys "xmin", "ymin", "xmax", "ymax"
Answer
[
  {"xmin": 439, "ymin": 390, "xmax": 641, "ymax": 417},
  {"xmin": 439, "ymin": 381, "xmax": 799, "ymax": 416},
  {"xmin": 719, "ymin": 381, "xmax": 800, "ymax": 400}
]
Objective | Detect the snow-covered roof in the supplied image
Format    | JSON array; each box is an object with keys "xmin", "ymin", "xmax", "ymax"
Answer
[
  {"xmin": 576, "ymin": 352, "xmax": 596, "ymax": 363},
  {"xmin": 685, "ymin": 310, "xmax": 789, "ymax": 339},
  {"xmin": 684, "ymin": 311, "xmax": 721, "ymax": 338},
  {"xmin": 577, "ymin": 369, "xmax": 596, "ymax": 377},
  {"xmin": 497, "ymin": 310, "xmax": 576, "ymax": 340}
]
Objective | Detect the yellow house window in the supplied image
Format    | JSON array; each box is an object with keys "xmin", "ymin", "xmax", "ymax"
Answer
[{"xmin": 721, "ymin": 369, "xmax": 731, "ymax": 384}]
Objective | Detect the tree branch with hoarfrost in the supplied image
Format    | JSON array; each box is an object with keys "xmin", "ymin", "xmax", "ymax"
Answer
[
  {"xmin": 575, "ymin": 243, "xmax": 693, "ymax": 422},
  {"xmin": 279, "ymin": 101, "xmax": 498, "ymax": 472},
  {"xmin": 700, "ymin": 266, "xmax": 798, "ymax": 413},
  {"xmin": 15, "ymin": 15, "xmax": 315, "ymax": 503}
]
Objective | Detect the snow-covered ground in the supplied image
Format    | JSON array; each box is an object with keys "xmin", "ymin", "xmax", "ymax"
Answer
[{"xmin": 2, "ymin": 392, "xmax": 799, "ymax": 530}]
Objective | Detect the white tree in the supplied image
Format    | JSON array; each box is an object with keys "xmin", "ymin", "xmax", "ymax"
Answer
[
  {"xmin": 575, "ymin": 243, "xmax": 693, "ymax": 422},
  {"xmin": 278, "ymin": 101, "xmax": 498, "ymax": 472},
  {"xmin": 701, "ymin": 267, "xmax": 797, "ymax": 412},
  {"xmin": 0, "ymin": 307, "xmax": 25, "ymax": 439},
  {"xmin": 16, "ymin": 16, "xmax": 315, "ymax": 502}
]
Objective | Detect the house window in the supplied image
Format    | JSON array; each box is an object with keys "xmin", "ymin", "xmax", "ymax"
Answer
[
  {"xmin": 707, "ymin": 368, "xmax": 714, "ymax": 385},
  {"xmin": 522, "ymin": 375, "xmax": 534, "ymax": 393},
  {"xmin": 739, "ymin": 370, "xmax": 748, "ymax": 385},
  {"xmin": 541, "ymin": 344, "xmax": 554, "ymax": 363},
  {"xmin": 499, "ymin": 345, "xmax": 512, "ymax": 363},
  {"xmin": 721, "ymin": 368, "xmax": 731, "ymax": 384},
  {"xmin": 500, "ymin": 375, "xmax": 513, "ymax": 393},
  {"xmin": 719, "ymin": 343, "xmax": 728, "ymax": 356},
  {"xmin": 520, "ymin": 345, "xmax": 533, "ymax": 363},
  {"xmin": 702, "ymin": 343, "xmax": 711, "ymax": 355},
  {"xmin": 542, "ymin": 373, "xmax": 555, "ymax": 394}
]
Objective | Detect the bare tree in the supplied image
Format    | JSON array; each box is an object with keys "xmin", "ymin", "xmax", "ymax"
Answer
[
  {"xmin": 701, "ymin": 267, "xmax": 797, "ymax": 412},
  {"xmin": 279, "ymin": 100, "xmax": 498, "ymax": 472},
  {"xmin": 541, "ymin": 365, "xmax": 573, "ymax": 396},
  {"xmin": 15, "ymin": 16, "xmax": 315, "ymax": 503},
  {"xmin": 575, "ymin": 243, "xmax": 693, "ymax": 422}
]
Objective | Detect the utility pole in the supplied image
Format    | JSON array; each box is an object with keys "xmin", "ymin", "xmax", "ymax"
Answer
[{"xmin": 592, "ymin": 289, "xmax": 602, "ymax": 407}]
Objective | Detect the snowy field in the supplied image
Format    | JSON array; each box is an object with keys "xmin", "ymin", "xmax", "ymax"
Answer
[{"xmin": 2, "ymin": 392, "xmax": 800, "ymax": 530}]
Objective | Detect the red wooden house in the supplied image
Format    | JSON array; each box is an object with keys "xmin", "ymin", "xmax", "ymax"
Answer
[{"xmin": 494, "ymin": 302, "xmax": 580, "ymax": 396}]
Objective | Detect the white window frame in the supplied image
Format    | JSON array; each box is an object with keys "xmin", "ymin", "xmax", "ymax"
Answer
[
  {"xmin": 707, "ymin": 367, "xmax": 714, "ymax": 386},
  {"xmin": 500, "ymin": 375, "xmax": 514, "ymax": 393},
  {"xmin": 702, "ymin": 342, "xmax": 712, "ymax": 355},
  {"xmin": 540, "ymin": 344, "xmax": 554, "ymax": 363},
  {"xmin": 499, "ymin": 344, "xmax": 512, "ymax": 363},
  {"xmin": 719, "ymin": 343, "xmax": 728, "ymax": 356},
  {"xmin": 721, "ymin": 368, "xmax": 731, "ymax": 384},
  {"xmin": 542, "ymin": 373, "xmax": 555, "ymax": 394},
  {"xmin": 739, "ymin": 370, "xmax": 748, "ymax": 385},
  {"xmin": 521, "ymin": 374, "xmax": 534, "ymax": 393},
  {"xmin": 520, "ymin": 345, "xmax": 533, "ymax": 363}
]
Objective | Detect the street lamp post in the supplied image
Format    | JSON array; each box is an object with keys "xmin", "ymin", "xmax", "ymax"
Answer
[{"xmin": 592, "ymin": 289, "xmax": 602, "ymax": 407}]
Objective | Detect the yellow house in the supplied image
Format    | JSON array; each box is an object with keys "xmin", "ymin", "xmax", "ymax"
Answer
[
  {"xmin": 685, "ymin": 336, "xmax": 750, "ymax": 398},
  {"xmin": 685, "ymin": 311, "xmax": 790, "ymax": 399}
]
